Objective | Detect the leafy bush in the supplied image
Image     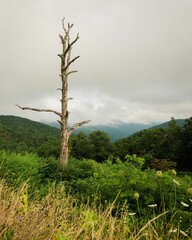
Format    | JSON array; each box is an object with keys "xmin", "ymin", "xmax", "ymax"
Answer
[
  {"xmin": 37, "ymin": 155, "xmax": 192, "ymax": 220},
  {"xmin": 0, "ymin": 151, "xmax": 42, "ymax": 189}
]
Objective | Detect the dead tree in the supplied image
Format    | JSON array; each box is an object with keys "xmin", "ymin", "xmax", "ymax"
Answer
[{"xmin": 16, "ymin": 18, "xmax": 90, "ymax": 167}]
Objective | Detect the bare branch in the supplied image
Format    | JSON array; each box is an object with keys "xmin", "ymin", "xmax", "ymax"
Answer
[
  {"xmin": 59, "ymin": 34, "xmax": 64, "ymax": 43},
  {"xmin": 69, "ymin": 33, "xmax": 79, "ymax": 47},
  {"xmin": 64, "ymin": 56, "xmax": 80, "ymax": 71},
  {"xmin": 58, "ymin": 53, "xmax": 63, "ymax": 59},
  {"xmin": 68, "ymin": 22, "xmax": 73, "ymax": 29},
  {"xmin": 62, "ymin": 17, "xmax": 65, "ymax": 28},
  {"xmin": 62, "ymin": 18, "xmax": 74, "ymax": 36},
  {"xmin": 68, "ymin": 120, "xmax": 91, "ymax": 136},
  {"xmin": 66, "ymin": 41, "xmax": 72, "ymax": 68},
  {"xmin": 62, "ymin": 17, "xmax": 67, "ymax": 34},
  {"xmin": 16, "ymin": 105, "xmax": 62, "ymax": 117},
  {"xmin": 64, "ymin": 33, "xmax": 79, "ymax": 58},
  {"xmin": 57, "ymin": 119, "xmax": 62, "ymax": 126},
  {"xmin": 67, "ymin": 70, "xmax": 78, "ymax": 76}
]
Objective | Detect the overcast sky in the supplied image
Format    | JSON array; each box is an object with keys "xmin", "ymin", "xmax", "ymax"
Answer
[{"xmin": 1, "ymin": 0, "xmax": 192, "ymax": 125}]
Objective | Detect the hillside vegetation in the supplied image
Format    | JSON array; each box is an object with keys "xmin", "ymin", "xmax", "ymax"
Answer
[
  {"xmin": 0, "ymin": 151, "xmax": 192, "ymax": 239},
  {"xmin": 0, "ymin": 115, "xmax": 191, "ymax": 171},
  {"xmin": 0, "ymin": 115, "xmax": 192, "ymax": 239},
  {"xmin": 0, "ymin": 115, "xmax": 60, "ymax": 157}
]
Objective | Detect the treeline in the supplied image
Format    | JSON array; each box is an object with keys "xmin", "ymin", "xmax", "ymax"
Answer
[
  {"xmin": 115, "ymin": 117, "xmax": 192, "ymax": 171},
  {"xmin": 69, "ymin": 117, "xmax": 192, "ymax": 171},
  {"xmin": 0, "ymin": 116, "xmax": 192, "ymax": 171}
]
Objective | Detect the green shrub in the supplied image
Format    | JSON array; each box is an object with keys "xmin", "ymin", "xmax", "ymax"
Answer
[{"xmin": 0, "ymin": 150, "xmax": 44, "ymax": 195}]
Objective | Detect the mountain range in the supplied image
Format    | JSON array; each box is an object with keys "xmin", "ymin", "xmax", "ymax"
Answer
[
  {"xmin": 44, "ymin": 121, "xmax": 156, "ymax": 141},
  {"xmin": 45, "ymin": 118, "xmax": 185, "ymax": 141},
  {"xmin": 0, "ymin": 115, "xmax": 186, "ymax": 145}
]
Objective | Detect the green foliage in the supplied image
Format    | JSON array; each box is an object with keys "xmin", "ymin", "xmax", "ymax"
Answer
[
  {"xmin": 114, "ymin": 128, "xmax": 166, "ymax": 161},
  {"xmin": 0, "ymin": 151, "xmax": 43, "ymax": 192},
  {"xmin": 1, "ymin": 151, "xmax": 191, "ymax": 218},
  {"xmin": 89, "ymin": 130, "xmax": 114, "ymax": 162},
  {"xmin": 0, "ymin": 151, "xmax": 192, "ymax": 236},
  {"xmin": 36, "ymin": 155, "xmax": 192, "ymax": 219},
  {"xmin": 114, "ymin": 117, "xmax": 192, "ymax": 171},
  {"xmin": 69, "ymin": 132, "xmax": 92, "ymax": 159},
  {"xmin": 70, "ymin": 130, "xmax": 114, "ymax": 162},
  {"xmin": 1, "ymin": 115, "xmax": 192, "ymax": 171},
  {"xmin": 179, "ymin": 117, "xmax": 192, "ymax": 170},
  {"xmin": 125, "ymin": 154, "xmax": 145, "ymax": 167},
  {"xmin": 0, "ymin": 115, "xmax": 60, "ymax": 157}
]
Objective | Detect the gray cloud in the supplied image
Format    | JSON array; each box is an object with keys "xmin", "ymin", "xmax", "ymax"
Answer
[{"xmin": 0, "ymin": 0, "xmax": 192, "ymax": 125}]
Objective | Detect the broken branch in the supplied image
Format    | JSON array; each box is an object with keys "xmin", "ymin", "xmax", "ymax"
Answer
[
  {"xmin": 68, "ymin": 120, "xmax": 91, "ymax": 136},
  {"xmin": 67, "ymin": 70, "xmax": 78, "ymax": 76},
  {"xmin": 16, "ymin": 105, "xmax": 62, "ymax": 117}
]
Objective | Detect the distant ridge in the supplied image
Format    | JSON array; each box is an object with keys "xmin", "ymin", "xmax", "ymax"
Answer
[
  {"xmin": 152, "ymin": 119, "xmax": 185, "ymax": 129},
  {"xmin": 46, "ymin": 119, "xmax": 186, "ymax": 141},
  {"xmin": 46, "ymin": 120, "xmax": 157, "ymax": 141}
]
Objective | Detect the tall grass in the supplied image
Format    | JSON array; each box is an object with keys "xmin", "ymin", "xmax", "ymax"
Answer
[{"xmin": 0, "ymin": 180, "xmax": 191, "ymax": 240}]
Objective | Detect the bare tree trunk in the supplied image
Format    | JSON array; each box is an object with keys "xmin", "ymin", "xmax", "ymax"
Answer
[
  {"xmin": 16, "ymin": 18, "xmax": 90, "ymax": 167},
  {"xmin": 60, "ymin": 129, "xmax": 69, "ymax": 166}
]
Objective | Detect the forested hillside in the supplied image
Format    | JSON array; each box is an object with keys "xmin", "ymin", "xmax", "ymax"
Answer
[
  {"xmin": 0, "ymin": 115, "xmax": 60, "ymax": 157},
  {"xmin": 114, "ymin": 117, "xmax": 192, "ymax": 171}
]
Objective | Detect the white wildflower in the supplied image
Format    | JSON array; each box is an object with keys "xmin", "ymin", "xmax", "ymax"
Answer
[
  {"xmin": 179, "ymin": 230, "xmax": 188, "ymax": 237},
  {"xmin": 173, "ymin": 179, "xmax": 180, "ymax": 186},
  {"xmin": 189, "ymin": 198, "xmax": 192, "ymax": 203},
  {"xmin": 169, "ymin": 228, "xmax": 177, "ymax": 233},
  {"xmin": 148, "ymin": 204, "xmax": 157, "ymax": 208},
  {"xmin": 181, "ymin": 201, "xmax": 189, "ymax": 207},
  {"xmin": 128, "ymin": 212, "xmax": 136, "ymax": 216}
]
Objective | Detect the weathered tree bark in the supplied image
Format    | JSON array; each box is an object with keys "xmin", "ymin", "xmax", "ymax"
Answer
[{"xmin": 16, "ymin": 18, "xmax": 90, "ymax": 167}]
